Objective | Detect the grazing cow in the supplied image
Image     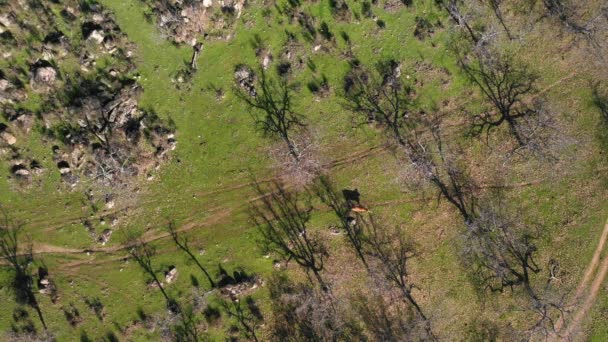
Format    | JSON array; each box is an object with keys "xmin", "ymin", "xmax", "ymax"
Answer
[{"xmin": 342, "ymin": 188, "xmax": 361, "ymax": 206}]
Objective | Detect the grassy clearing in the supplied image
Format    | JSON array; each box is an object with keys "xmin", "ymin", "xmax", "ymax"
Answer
[{"xmin": 1, "ymin": 0, "xmax": 607, "ymax": 340}]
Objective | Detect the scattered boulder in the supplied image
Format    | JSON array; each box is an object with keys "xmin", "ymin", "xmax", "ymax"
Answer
[
  {"xmin": 57, "ymin": 160, "xmax": 71, "ymax": 174},
  {"xmin": 34, "ymin": 66, "xmax": 57, "ymax": 84},
  {"xmin": 0, "ymin": 14, "xmax": 13, "ymax": 27},
  {"xmin": 165, "ymin": 266, "xmax": 178, "ymax": 284},
  {"xmin": 11, "ymin": 164, "xmax": 29, "ymax": 177},
  {"xmin": 219, "ymin": 276, "xmax": 262, "ymax": 300},
  {"xmin": 92, "ymin": 13, "xmax": 104, "ymax": 24},
  {"xmin": 98, "ymin": 229, "xmax": 112, "ymax": 245},
  {"xmin": 38, "ymin": 267, "xmax": 57, "ymax": 300},
  {"xmin": 234, "ymin": 65, "xmax": 256, "ymax": 96},
  {"xmin": 167, "ymin": 133, "xmax": 177, "ymax": 150},
  {"xmin": 262, "ymin": 53, "xmax": 273, "ymax": 70},
  {"xmin": 105, "ymin": 195, "xmax": 115, "ymax": 209},
  {"xmin": 87, "ymin": 30, "xmax": 105, "ymax": 44},
  {"xmin": 0, "ymin": 79, "xmax": 11, "ymax": 91},
  {"xmin": 30, "ymin": 160, "xmax": 44, "ymax": 175},
  {"xmin": 61, "ymin": 7, "xmax": 78, "ymax": 21},
  {"xmin": 0, "ymin": 131, "xmax": 16, "ymax": 145},
  {"xmin": 14, "ymin": 114, "xmax": 35, "ymax": 133}
]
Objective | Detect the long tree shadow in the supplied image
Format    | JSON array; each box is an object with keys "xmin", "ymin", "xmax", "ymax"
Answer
[
  {"xmin": 125, "ymin": 234, "xmax": 206, "ymax": 341},
  {"xmin": 250, "ymin": 180, "xmax": 328, "ymax": 291},
  {"xmin": 166, "ymin": 221, "xmax": 215, "ymax": 288},
  {"xmin": 0, "ymin": 205, "xmax": 47, "ymax": 331},
  {"xmin": 234, "ymin": 64, "xmax": 306, "ymax": 161},
  {"xmin": 342, "ymin": 57, "xmax": 478, "ymax": 223}
]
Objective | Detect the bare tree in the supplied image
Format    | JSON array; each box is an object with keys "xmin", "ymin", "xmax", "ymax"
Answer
[
  {"xmin": 125, "ymin": 235, "xmax": 176, "ymax": 311},
  {"xmin": 457, "ymin": 47, "xmax": 543, "ymax": 147},
  {"xmin": 125, "ymin": 235, "xmax": 207, "ymax": 340},
  {"xmin": 542, "ymin": 0, "xmax": 592, "ymax": 35},
  {"xmin": 266, "ymin": 272, "xmax": 363, "ymax": 341},
  {"xmin": 342, "ymin": 59, "xmax": 478, "ymax": 222},
  {"xmin": 436, "ymin": 0, "xmax": 481, "ymax": 44},
  {"xmin": 235, "ymin": 66, "xmax": 306, "ymax": 161},
  {"xmin": 221, "ymin": 296, "xmax": 263, "ymax": 342},
  {"xmin": 152, "ymin": 302, "xmax": 204, "ymax": 342},
  {"xmin": 462, "ymin": 201, "xmax": 565, "ymax": 336},
  {"xmin": 166, "ymin": 222, "xmax": 215, "ymax": 288},
  {"xmin": 351, "ymin": 290, "xmax": 423, "ymax": 341},
  {"xmin": 250, "ymin": 181, "xmax": 328, "ymax": 290},
  {"xmin": 464, "ymin": 206, "xmax": 539, "ymax": 294},
  {"xmin": 268, "ymin": 132, "xmax": 324, "ymax": 187},
  {"xmin": 486, "ymin": 0, "xmax": 513, "ymax": 39},
  {"xmin": 171, "ymin": 304, "xmax": 202, "ymax": 342},
  {"xmin": 0, "ymin": 206, "xmax": 47, "ymax": 331},
  {"xmin": 358, "ymin": 215, "xmax": 435, "ymax": 340}
]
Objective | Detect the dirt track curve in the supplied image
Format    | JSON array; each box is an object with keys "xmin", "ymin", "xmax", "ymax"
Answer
[{"xmin": 555, "ymin": 219, "xmax": 608, "ymax": 340}]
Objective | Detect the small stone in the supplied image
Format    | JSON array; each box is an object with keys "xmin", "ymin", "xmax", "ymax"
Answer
[
  {"xmin": 14, "ymin": 168, "xmax": 30, "ymax": 176},
  {"xmin": 92, "ymin": 13, "xmax": 104, "ymax": 23},
  {"xmin": 88, "ymin": 30, "xmax": 105, "ymax": 44},
  {"xmin": 57, "ymin": 160, "xmax": 71, "ymax": 174},
  {"xmin": 165, "ymin": 266, "xmax": 178, "ymax": 283},
  {"xmin": 0, "ymin": 79, "xmax": 11, "ymax": 91},
  {"xmin": 34, "ymin": 67, "xmax": 57, "ymax": 84},
  {"xmin": 0, "ymin": 15, "xmax": 12, "ymax": 27},
  {"xmin": 0, "ymin": 131, "xmax": 16, "ymax": 145},
  {"xmin": 98, "ymin": 229, "xmax": 112, "ymax": 245},
  {"xmin": 262, "ymin": 54, "xmax": 273, "ymax": 70},
  {"xmin": 42, "ymin": 51, "xmax": 53, "ymax": 61}
]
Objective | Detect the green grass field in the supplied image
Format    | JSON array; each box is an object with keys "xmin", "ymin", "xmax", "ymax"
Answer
[{"xmin": 1, "ymin": 0, "xmax": 607, "ymax": 340}]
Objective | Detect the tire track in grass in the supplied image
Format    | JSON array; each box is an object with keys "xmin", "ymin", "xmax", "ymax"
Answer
[
  {"xmin": 553, "ymin": 219, "xmax": 608, "ymax": 340},
  {"xmin": 25, "ymin": 70, "xmax": 580, "ymax": 237}
]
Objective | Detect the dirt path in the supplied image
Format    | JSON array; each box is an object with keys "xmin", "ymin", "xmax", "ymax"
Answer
[
  {"xmin": 572, "ymin": 219, "xmax": 608, "ymax": 303},
  {"xmin": 16, "ymin": 173, "xmax": 571, "ymax": 261},
  {"xmin": 555, "ymin": 219, "xmax": 608, "ymax": 340},
  {"xmin": 564, "ymin": 252, "xmax": 608, "ymax": 339}
]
